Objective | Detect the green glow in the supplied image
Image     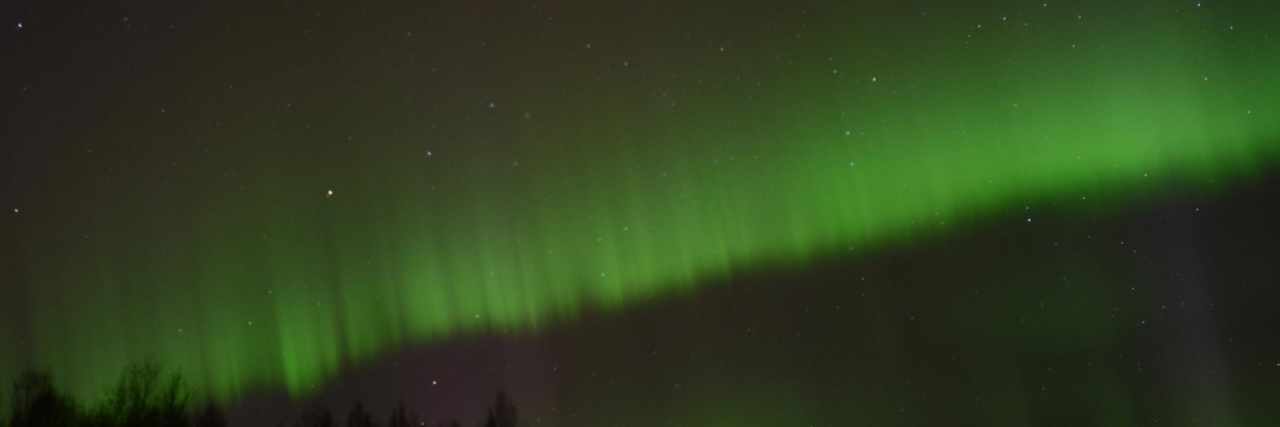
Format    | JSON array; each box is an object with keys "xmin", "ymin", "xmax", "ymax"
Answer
[{"xmin": 8, "ymin": 12, "xmax": 1280, "ymax": 405}]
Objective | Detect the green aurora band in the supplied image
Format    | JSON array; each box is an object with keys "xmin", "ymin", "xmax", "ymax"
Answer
[{"xmin": 6, "ymin": 7, "xmax": 1280, "ymax": 405}]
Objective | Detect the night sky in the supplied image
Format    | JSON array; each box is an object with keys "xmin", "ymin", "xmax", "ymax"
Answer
[{"xmin": 3, "ymin": 0, "xmax": 1280, "ymax": 426}]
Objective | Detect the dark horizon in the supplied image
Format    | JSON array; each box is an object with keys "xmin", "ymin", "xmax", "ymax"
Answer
[{"xmin": 9, "ymin": 173, "xmax": 1280, "ymax": 425}]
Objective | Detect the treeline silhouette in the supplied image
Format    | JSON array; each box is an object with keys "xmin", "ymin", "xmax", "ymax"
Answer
[{"xmin": 4, "ymin": 363, "xmax": 519, "ymax": 427}]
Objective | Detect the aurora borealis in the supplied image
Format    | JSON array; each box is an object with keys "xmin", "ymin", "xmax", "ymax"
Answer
[{"xmin": 4, "ymin": 0, "xmax": 1280, "ymax": 425}]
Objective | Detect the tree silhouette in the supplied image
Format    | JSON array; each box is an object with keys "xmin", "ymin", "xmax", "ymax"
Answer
[
  {"xmin": 93, "ymin": 361, "xmax": 188, "ymax": 427},
  {"xmin": 193, "ymin": 403, "xmax": 227, "ymax": 427},
  {"xmin": 346, "ymin": 401, "xmax": 374, "ymax": 427},
  {"xmin": 386, "ymin": 401, "xmax": 412, "ymax": 427},
  {"xmin": 294, "ymin": 406, "xmax": 333, "ymax": 427},
  {"xmin": 8, "ymin": 371, "xmax": 77, "ymax": 427},
  {"xmin": 480, "ymin": 392, "xmax": 516, "ymax": 427},
  {"xmin": 3, "ymin": 360, "xmax": 525, "ymax": 427}
]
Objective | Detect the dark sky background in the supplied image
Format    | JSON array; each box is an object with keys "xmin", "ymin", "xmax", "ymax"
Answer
[{"xmin": 3, "ymin": 1, "xmax": 1280, "ymax": 426}]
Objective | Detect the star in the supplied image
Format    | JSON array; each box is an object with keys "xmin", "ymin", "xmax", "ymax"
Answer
[
  {"xmin": 431, "ymin": 379, "xmax": 438, "ymax": 386},
  {"xmin": 15, "ymin": 22, "xmax": 23, "ymax": 31},
  {"xmin": 325, "ymin": 189, "xmax": 334, "ymax": 198}
]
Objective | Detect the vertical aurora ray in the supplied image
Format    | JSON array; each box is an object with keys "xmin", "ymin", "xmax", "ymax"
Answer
[{"xmin": 4, "ymin": 0, "xmax": 1280, "ymax": 407}]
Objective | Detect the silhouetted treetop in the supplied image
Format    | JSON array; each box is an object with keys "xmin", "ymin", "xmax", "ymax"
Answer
[
  {"xmin": 294, "ymin": 405, "xmax": 334, "ymax": 427},
  {"xmin": 6, "ymin": 362, "xmax": 523, "ymax": 427},
  {"xmin": 94, "ymin": 361, "xmax": 189, "ymax": 427},
  {"xmin": 9, "ymin": 371, "xmax": 77, "ymax": 427},
  {"xmin": 386, "ymin": 401, "xmax": 411, "ymax": 427},
  {"xmin": 193, "ymin": 403, "xmax": 226, "ymax": 427},
  {"xmin": 346, "ymin": 401, "xmax": 374, "ymax": 427},
  {"xmin": 481, "ymin": 391, "xmax": 516, "ymax": 427}
]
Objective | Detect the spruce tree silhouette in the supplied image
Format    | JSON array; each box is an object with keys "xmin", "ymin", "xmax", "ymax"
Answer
[
  {"xmin": 480, "ymin": 392, "xmax": 516, "ymax": 427},
  {"xmin": 386, "ymin": 401, "xmax": 411, "ymax": 427},
  {"xmin": 94, "ymin": 361, "xmax": 188, "ymax": 427},
  {"xmin": 346, "ymin": 402, "xmax": 374, "ymax": 427},
  {"xmin": 294, "ymin": 406, "xmax": 333, "ymax": 427},
  {"xmin": 5, "ymin": 363, "xmax": 526, "ymax": 427},
  {"xmin": 8, "ymin": 371, "xmax": 77, "ymax": 427},
  {"xmin": 193, "ymin": 403, "xmax": 227, "ymax": 427}
]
